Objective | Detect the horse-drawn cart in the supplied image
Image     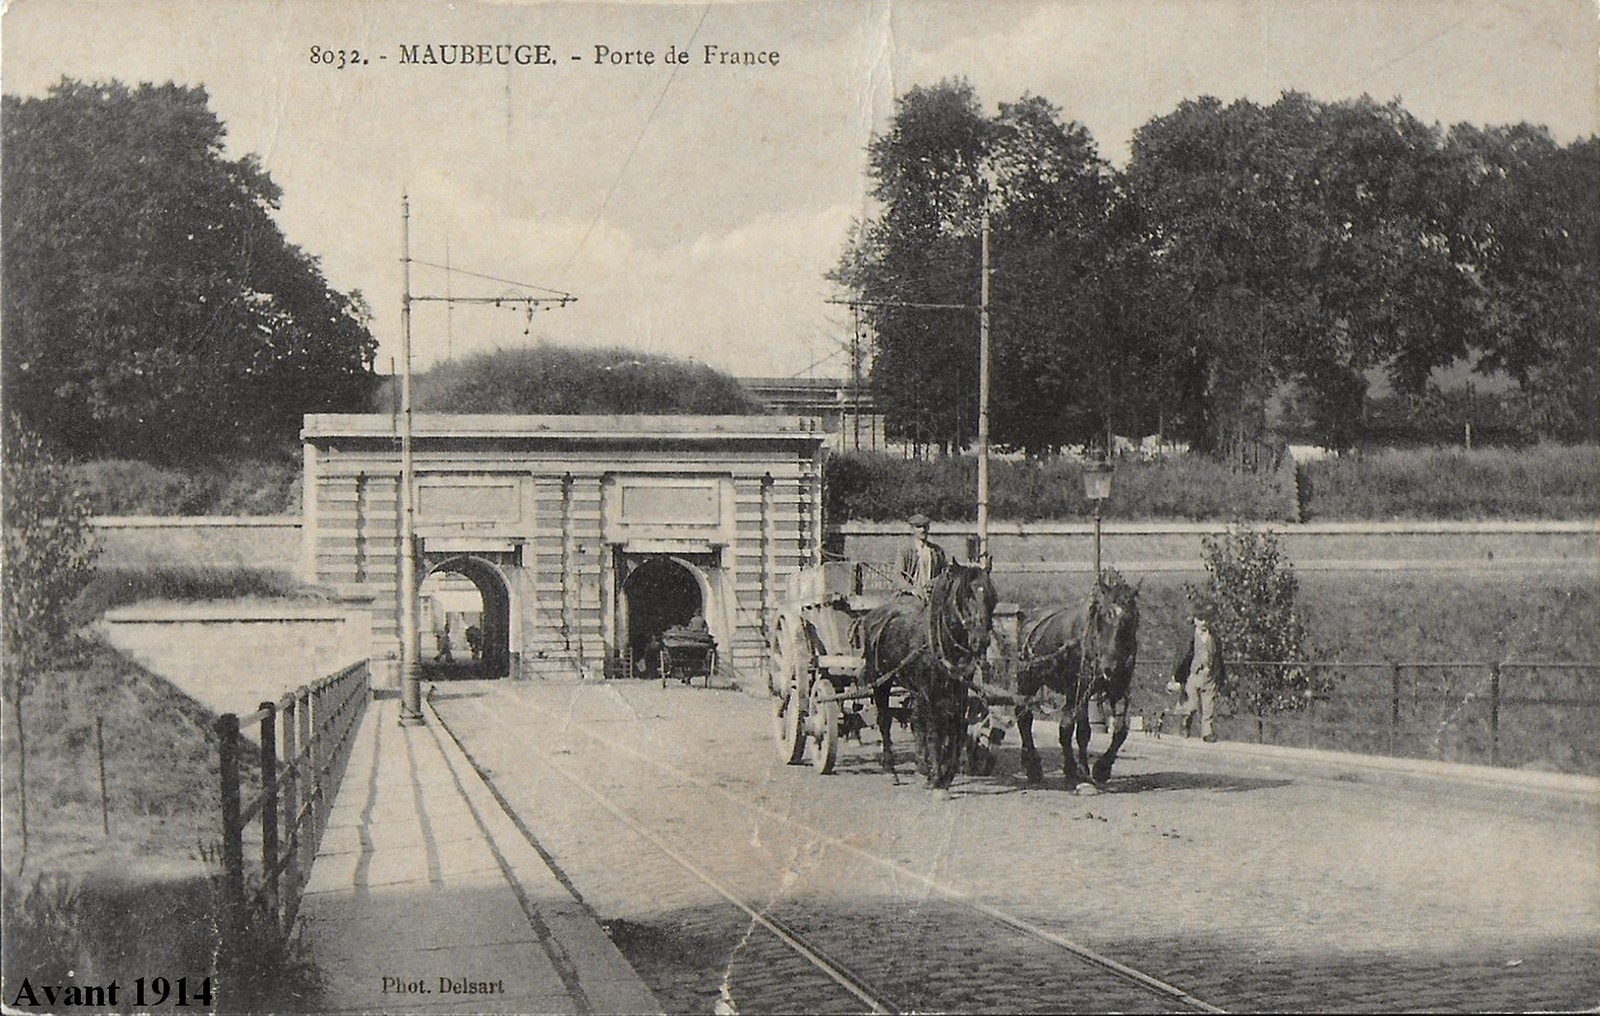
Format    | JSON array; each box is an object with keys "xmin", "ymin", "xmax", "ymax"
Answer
[
  {"xmin": 657, "ymin": 623, "xmax": 718, "ymax": 688},
  {"xmin": 765, "ymin": 559, "xmax": 1142, "ymax": 792},
  {"xmin": 767, "ymin": 562, "xmax": 903, "ymax": 774}
]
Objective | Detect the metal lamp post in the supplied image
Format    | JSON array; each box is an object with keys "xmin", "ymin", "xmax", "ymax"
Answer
[{"xmin": 1082, "ymin": 456, "xmax": 1114, "ymax": 578}]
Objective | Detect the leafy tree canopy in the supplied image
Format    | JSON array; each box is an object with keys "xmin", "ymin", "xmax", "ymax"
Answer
[
  {"xmin": 2, "ymin": 79, "xmax": 378, "ymax": 463},
  {"xmin": 401, "ymin": 343, "xmax": 767, "ymax": 416},
  {"xmin": 835, "ymin": 80, "xmax": 1135, "ymax": 455},
  {"xmin": 837, "ymin": 82, "xmax": 1597, "ymax": 456}
]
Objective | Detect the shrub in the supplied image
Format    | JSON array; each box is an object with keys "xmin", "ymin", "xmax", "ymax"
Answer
[{"xmin": 1184, "ymin": 522, "xmax": 1314, "ymax": 719}]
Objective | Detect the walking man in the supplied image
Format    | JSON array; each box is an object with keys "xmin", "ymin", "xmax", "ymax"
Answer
[
  {"xmin": 1170, "ymin": 613, "xmax": 1226, "ymax": 742},
  {"xmin": 896, "ymin": 513, "xmax": 948, "ymax": 600}
]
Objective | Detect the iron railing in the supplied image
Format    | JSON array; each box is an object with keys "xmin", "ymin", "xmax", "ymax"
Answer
[
  {"xmin": 1132, "ymin": 658, "xmax": 1599, "ymax": 773},
  {"xmin": 215, "ymin": 660, "xmax": 369, "ymax": 969}
]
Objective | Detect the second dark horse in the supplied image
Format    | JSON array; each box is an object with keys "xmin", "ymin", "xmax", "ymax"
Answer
[
  {"xmin": 859, "ymin": 565, "xmax": 998, "ymax": 790},
  {"xmin": 1014, "ymin": 569, "xmax": 1140, "ymax": 793}
]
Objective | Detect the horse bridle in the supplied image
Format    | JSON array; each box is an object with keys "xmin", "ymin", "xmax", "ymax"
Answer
[
  {"xmin": 927, "ymin": 569, "xmax": 992, "ymax": 678},
  {"xmin": 857, "ymin": 570, "xmax": 991, "ymax": 696}
]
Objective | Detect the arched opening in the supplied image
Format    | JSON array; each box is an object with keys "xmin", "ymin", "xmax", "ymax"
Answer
[
  {"xmin": 420, "ymin": 556, "xmax": 512, "ymax": 679},
  {"xmin": 621, "ymin": 557, "xmax": 704, "ymax": 679}
]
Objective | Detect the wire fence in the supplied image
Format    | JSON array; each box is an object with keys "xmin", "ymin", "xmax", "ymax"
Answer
[{"xmin": 1133, "ymin": 659, "xmax": 1599, "ymax": 774}]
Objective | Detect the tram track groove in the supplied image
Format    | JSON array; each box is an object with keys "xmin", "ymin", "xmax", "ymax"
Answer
[
  {"xmin": 431, "ymin": 691, "xmax": 896, "ymax": 1013},
  {"xmin": 433, "ymin": 684, "xmax": 1227, "ymax": 1014}
]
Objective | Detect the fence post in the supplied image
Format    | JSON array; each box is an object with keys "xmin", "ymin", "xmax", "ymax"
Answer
[
  {"xmin": 1390, "ymin": 663, "xmax": 1401, "ymax": 758},
  {"xmin": 1489, "ymin": 662, "xmax": 1502, "ymax": 767},
  {"xmin": 310, "ymin": 685, "xmax": 325, "ymax": 844},
  {"xmin": 96, "ymin": 716, "xmax": 109, "ymax": 836},
  {"xmin": 258, "ymin": 701, "xmax": 280, "ymax": 930},
  {"xmin": 280, "ymin": 695, "xmax": 298, "ymax": 925},
  {"xmin": 1305, "ymin": 685, "xmax": 1315, "ymax": 749},
  {"xmin": 296, "ymin": 687, "xmax": 312, "ymax": 874},
  {"xmin": 216, "ymin": 712, "xmax": 245, "ymax": 975}
]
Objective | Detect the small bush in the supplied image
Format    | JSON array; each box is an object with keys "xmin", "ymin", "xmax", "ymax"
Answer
[{"xmin": 1184, "ymin": 522, "xmax": 1314, "ymax": 717}]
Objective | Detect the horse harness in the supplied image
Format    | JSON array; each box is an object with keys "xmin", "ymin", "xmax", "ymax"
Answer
[{"xmin": 855, "ymin": 573, "xmax": 988, "ymax": 698}]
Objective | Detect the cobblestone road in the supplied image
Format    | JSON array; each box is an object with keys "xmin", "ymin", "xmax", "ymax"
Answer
[{"xmin": 430, "ymin": 679, "xmax": 1599, "ymax": 1014}]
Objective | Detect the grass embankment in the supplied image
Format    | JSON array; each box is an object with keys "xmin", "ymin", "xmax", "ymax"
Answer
[
  {"xmin": 69, "ymin": 566, "xmax": 328, "ymax": 627},
  {"xmin": 827, "ymin": 443, "xmax": 1598, "ymax": 523},
  {"xmin": 3, "ymin": 567, "xmax": 329, "ymax": 1009},
  {"xmin": 826, "ymin": 451, "xmax": 1298, "ymax": 522},
  {"xmin": 1300, "ymin": 443, "xmax": 1600, "ymax": 520},
  {"xmin": 73, "ymin": 458, "xmax": 301, "ymax": 516},
  {"xmin": 1000, "ymin": 570, "xmax": 1598, "ymax": 772},
  {"xmin": 1, "ymin": 640, "xmax": 251, "ymax": 1006}
]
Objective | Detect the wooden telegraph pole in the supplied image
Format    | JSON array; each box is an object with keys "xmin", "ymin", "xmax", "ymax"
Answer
[{"xmin": 397, "ymin": 198, "xmax": 575, "ymax": 725}]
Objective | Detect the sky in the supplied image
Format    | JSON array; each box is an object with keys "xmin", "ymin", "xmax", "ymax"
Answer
[{"xmin": 3, "ymin": 0, "xmax": 1596, "ymax": 380}]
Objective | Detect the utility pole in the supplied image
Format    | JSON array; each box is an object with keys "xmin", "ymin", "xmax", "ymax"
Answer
[
  {"xmin": 850, "ymin": 304, "xmax": 862, "ymax": 451},
  {"xmin": 396, "ymin": 198, "xmax": 576, "ymax": 726},
  {"xmin": 399, "ymin": 196, "xmax": 422, "ymax": 726},
  {"xmin": 976, "ymin": 191, "xmax": 992, "ymax": 568}
]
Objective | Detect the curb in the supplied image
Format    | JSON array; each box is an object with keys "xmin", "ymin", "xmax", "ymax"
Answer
[
  {"xmin": 1145, "ymin": 731, "xmax": 1598, "ymax": 800},
  {"xmin": 423, "ymin": 693, "xmax": 664, "ymax": 1015}
]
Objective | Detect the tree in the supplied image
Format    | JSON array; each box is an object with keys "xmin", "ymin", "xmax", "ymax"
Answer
[
  {"xmin": 1125, "ymin": 93, "xmax": 1516, "ymax": 455},
  {"xmin": 2, "ymin": 421, "xmax": 100, "ymax": 873},
  {"xmin": 1444, "ymin": 129, "xmax": 1598, "ymax": 440},
  {"xmin": 833, "ymin": 81, "xmax": 1130, "ymax": 455},
  {"xmin": 1184, "ymin": 522, "xmax": 1313, "ymax": 731},
  {"xmin": 2, "ymin": 79, "xmax": 377, "ymax": 463}
]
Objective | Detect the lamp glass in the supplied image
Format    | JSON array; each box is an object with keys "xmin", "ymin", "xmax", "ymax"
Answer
[{"xmin": 1082, "ymin": 462, "xmax": 1114, "ymax": 502}]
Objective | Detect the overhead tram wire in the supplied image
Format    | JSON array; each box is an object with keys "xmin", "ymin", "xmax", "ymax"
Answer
[
  {"xmin": 396, "ymin": 196, "xmax": 579, "ymax": 727},
  {"xmin": 409, "ymin": 257, "xmax": 576, "ymax": 300},
  {"xmin": 558, "ymin": 3, "xmax": 713, "ymax": 277}
]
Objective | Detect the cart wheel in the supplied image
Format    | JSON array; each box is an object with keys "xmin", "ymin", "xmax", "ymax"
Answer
[
  {"xmin": 774, "ymin": 679, "xmax": 806, "ymax": 764},
  {"xmin": 809, "ymin": 677, "xmax": 839, "ymax": 775},
  {"xmin": 768, "ymin": 621, "xmax": 807, "ymax": 762}
]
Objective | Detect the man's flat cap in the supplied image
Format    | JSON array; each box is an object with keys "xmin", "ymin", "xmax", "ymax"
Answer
[{"xmin": 907, "ymin": 513, "xmax": 931, "ymax": 528}]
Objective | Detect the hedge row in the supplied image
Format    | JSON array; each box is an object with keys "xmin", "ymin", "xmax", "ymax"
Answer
[
  {"xmin": 826, "ymin": 444, "xmax": 1598, "ymax": 522},
  {"xmin": 71, "ymin": 443, "xmax": 1597, "ymax": 521}
]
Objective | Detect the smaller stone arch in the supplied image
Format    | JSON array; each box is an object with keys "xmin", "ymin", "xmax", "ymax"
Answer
[
  {"xmin": 619, "ymin": 555, "xmax": 712, "ymax": 678},
  {"xmin": 422, "ymin": 554, "xmax": 513, "ymax": 678}
]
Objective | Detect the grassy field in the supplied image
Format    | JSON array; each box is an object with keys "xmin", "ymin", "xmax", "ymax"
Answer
[
  {"xmin": 2, "ymin": 569, "xmax": 327, "ymax": 1008},
  {"xmin": 1301, "ymin": 443, "xmax": 1600, "ymax": 520},
  {"xmin": 999, "ymin": 569, "xmax": 1598, "ymax": 773}
]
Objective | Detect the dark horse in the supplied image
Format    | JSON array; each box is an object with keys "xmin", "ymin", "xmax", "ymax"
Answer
[
  {"xmin": 858, "ymin": 565, "xmax": 998, "ymax": 789},
  {"xmin": 1014, "ymin": 569, "xmax": 1140, "ymax": 793}
]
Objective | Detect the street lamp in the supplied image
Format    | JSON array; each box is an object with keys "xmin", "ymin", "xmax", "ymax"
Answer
[{"xmin": 1082, "ymin": 454, "xmax": 1114, "ymax": 578}]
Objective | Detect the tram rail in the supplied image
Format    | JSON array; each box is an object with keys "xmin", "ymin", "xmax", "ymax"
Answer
[{"xmin": 429, "ymin": 687, "xmax": 1226, "ymax": 1015}]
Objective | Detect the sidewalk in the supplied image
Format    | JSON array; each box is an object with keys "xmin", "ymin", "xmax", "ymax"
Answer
[{"xmin": 294, "ymin": 691, "xmax": 662, "ymax": 1015}]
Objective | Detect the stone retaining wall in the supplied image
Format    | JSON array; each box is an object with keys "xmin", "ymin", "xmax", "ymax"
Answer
[
  {"xmin": 836, "ymin": 520, "xmax": 1599, "ymax": 574},
  {"xmin": 99, "ymin": 601, "xmax": 370, "ymax": 715}
]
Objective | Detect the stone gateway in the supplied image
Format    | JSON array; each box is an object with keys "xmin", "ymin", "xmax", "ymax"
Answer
[{"xmin": 300, "ymin": 414, "xmax": 826, "ymax": 687}]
